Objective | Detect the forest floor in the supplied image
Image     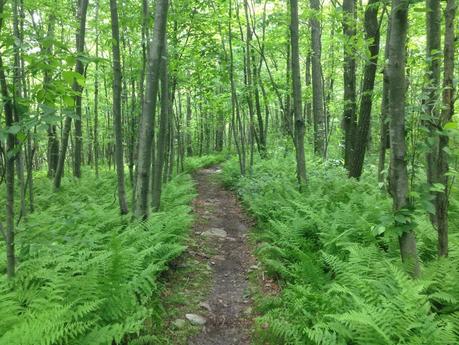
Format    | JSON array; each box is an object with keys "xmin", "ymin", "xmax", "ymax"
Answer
[{"xmin": 159, "ymin": 166, "xmax": 257, "ymax": 345}]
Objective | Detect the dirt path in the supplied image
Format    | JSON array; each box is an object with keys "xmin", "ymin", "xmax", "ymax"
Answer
[{"xmin": 187, "ymin": 166, "xmax": 255, "ymax": 345}]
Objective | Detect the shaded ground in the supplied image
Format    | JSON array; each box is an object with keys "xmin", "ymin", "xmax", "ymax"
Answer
[{"xmin": 185, "ymin": 166, "xmax": 256, "ymax": 345}]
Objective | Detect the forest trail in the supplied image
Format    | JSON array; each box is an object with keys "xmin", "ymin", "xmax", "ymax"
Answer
[{"xmin": 187, "ymin": 166, "xmax": 255, "ymax": 345}]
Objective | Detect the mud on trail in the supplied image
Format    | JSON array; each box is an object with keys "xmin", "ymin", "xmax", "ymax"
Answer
[{"xmin": 185, "ymin": 166, "xmax": 256, "ymax": 345}]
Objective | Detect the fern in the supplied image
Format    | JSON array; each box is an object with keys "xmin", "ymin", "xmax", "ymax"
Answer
[
  {"xmin": 222, "ymin": 154, "xmax": 459, "ymax": 345},
  {"xmin": 0, "ymin": 169, "xmax": 196, "ymax": 345}
]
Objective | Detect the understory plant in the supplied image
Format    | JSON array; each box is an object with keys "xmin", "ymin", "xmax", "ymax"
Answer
[
  {"xmin": 0, "ymin": 171, "xmax": 196, "ymax": 345},
  {"xmin": 221, "ymin": 152, "xmax": 459, "ymax": 345}
]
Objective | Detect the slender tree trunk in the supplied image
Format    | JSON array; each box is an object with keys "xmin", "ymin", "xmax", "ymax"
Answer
[
  {"xmin": 134, "ymin": 0, "xmax": 169, "ymax": 219},
  {"xmin": 12, "ymin": 0, "xmax": 26, "ymax": 220},
  {"xmin": 54, "ymin": 0, "xmax": 89, "ymax": 189},
  {"xmin": 228, "ymin": 0, "xmax": 246, "ymax": 175},
  {"xmin": 185, "ymin": 92, "xmax": 193, "ymax": 156},
  {"xmin": 304, "ymin": 53, "xmax": 312, "ymax": 126},
  {"xmin": 378, "ymin": 18, "xmax": 391, "ymax": 183},
  {"xmin": 284, "ymin": 39, "xmax": 292, "ymax": 137},
  {"xmin": 94, "ymin": 1, "xmax": 100, "ymax": 178},
  {"xmin": 342, "ymin": 0, "xmax": 357, "ymax": 170},
  {"xmin": 73, "ymin": 0, "xmax": 89, "ymax": 178},
  {"xmin": 0, "ymin": 0, "xmax": 15, "ymax": 277},
  {"xmin": 424, "ymin": 0, "xmax": 442, "ymax": 229},
  {"xmin": 387, "ymin": 0, "xmax": 420, "ymax": 277},
  {"xmin": 348, "ymin": 0, "xmax": 381, "ymax": 178},
  {"xmin": 309, "ymin": 0, "xmax": 326, "ymax": 157},
  {"xmin": 290, "ymin": 0, "xmax": 307, "ymax": 186},
  {"xmin": 152, "ymin": 40, "xmax": 169, "ymax": 212},
  {"xmin": 435, "ymin": 0, "xmax": 456, "ymax": 257},
  {"xmin": 110, "ymin": 0, "xmax": 129, "ymax": 214}
]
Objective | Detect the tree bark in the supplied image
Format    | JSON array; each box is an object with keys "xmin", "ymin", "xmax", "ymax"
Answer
[
  {"xmin": 54, "ymin": 0, "xmax": 89, "ymax": 189},
  {"xmin": 348, "ymin": 0, "xmax": 381, "ymax": 178},
  {"xmin": 73, "ymin": 0, "xmax": 89, "ymax": 178},
  {"xmin": 424, "ymin": 0, "xmax": 441, "ymax": 199},
  {"xmin": 290, "ymin": 0, "xmax": 307, "ymax": 186},
  {"xmin": 151, "ymin": 40, "xmax": 169, "ymax": 212},
  {"xmin": 378, "ymin": 17, "xmax": 391, "ymax": 183},
  {"xmin": 109, "ymin": 0, "xmax": 129, "ymax": 215},
  {"xmin": 134, "ymin": 0, "xmax": 169, "ymax": 219},
  {"xmin": 342, "ymin": 0, "xmax": 357, "ymax": 170},
  {"xmin": 0, "ymin": 0, "xmax": 15, "ymax": 277},
  {"xmin": 435, "ymin": 0, "xmax": 456, "ymax": 257},
  {"xmin": 387, "ymin": 0, "xmax": 420, "ymax": 277},
  {"xmin": 94, "ymin": 1, "xmax": 100, "ymax": 178},
  {"xmin": 309, "ymin": 0, "xmax": 326, "ymax": 157},
  {"xmin": 185, "ymin": 92, "xmax": 193, "ymax": 156}
]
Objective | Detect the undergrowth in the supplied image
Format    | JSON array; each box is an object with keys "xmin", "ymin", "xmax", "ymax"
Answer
[
  {"xmin": 0, "ymin": 163, "xmax": 202, "ymax": 344},
  {"xmin": 183, "ymin": 152, "xmax": 228, "ymax": 173},
  {"xmin": 221, "ymin": 152, "xmax": 459, "ymax": 345}
]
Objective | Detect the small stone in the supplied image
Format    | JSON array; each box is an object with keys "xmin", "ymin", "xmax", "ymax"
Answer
[
  {"xmin": 201, "ymin": 228, "xmax": 227, "ymax": 238},
  {"xmin": 199, "ymin": 302, "xmax": 212, "ymax": 312},
  {"xmin": 185, "ymin": 313, "xmax": 207, "ymax": 325},
  {"xmin": 244, "ymin": 307, "xmax": 253, "ymax": 315},
  {"xmin": 172, "ymin": 319, "xmax": 186, "ymax": 329}
]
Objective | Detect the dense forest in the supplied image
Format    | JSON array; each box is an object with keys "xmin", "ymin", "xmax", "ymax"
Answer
[{"xmin": 0, "ymin": 0, "xmax": 458, "ymax": 343}]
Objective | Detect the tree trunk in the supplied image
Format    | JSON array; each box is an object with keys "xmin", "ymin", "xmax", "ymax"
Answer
[
  {"xmin": 348, "ymin": 0, "xmax": 381, "ymax": 178},
  {"xmin": 290, "ymin": 0, "xmax": 307, "ymax": 186},
  {"xmin": 435, "ymin": 0, "xmax": 456, "ymax": 257},
  {"xmin": 12, "ymin": 0, "xmax": 26, "ymax": 221},
  {"xmin": 73, "ymin": 0, "xmax": 89, "ymax": 178},
  {"xmin": 134, "ymin": 0, "xmax": 169, "ymax": 219},
  {"xmin": 387, "ymin": 0, "xmax": 420, "ymax": 277},
  {"xmin": 309, "ymin": 0, "xmax": 326, "ymax": 157},
  {"xmin": 109, "ymin": 0, "xmax": 129, "ymax": 215},
  {"xmin": 152, "ymin": 40, "xmax": 169, "ymax": 212},
  {"xmin": 342, "ymin": 0, "xmax": 357, "ymax": 170},
  {"xmin": 228, "ymin": 0, "xmax": 246, "ymax": 175},
  {"xmin": 185, "ymin": 92, "xmax": 193, "ymax": 156},
  {"xmin": 54, "ymin": 0, "xmax": 89, "ymax": 189},
  {"xmin": 0, "ymin": 0, "xmax": 15, "ymax": 277},
  {"xmin": 94, "ymin": 1, "xmax": 100, "ymax": 178},
  {"xmin": 378, "ymin": 17, "xmax": 391, "ymax": 183}
]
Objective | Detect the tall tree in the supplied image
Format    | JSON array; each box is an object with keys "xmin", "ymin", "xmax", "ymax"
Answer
[
  {"xmin": 0, "ymin": 0, "xmax": 16, "ymax": 278},
  {"xmin": 73, "ymin": 0, "xmax": 89, "ymax": 178},
  {"xmin": 309, "ymin": 0, "xmax": 326, "ymax": 157},
  {"xmin": 387, "ymin": 0, "xmax": 420, "ymax": 277},
  {"xmin": 378, "ymin": 19, "xmax": 391, "ymax": 183},
  {"xmin": 53, "ymin": 0, "xmax": 89, "ymax": 189},
  {"xmin": 342, "ymin": 0, "xmax": 356, "ymax": 170},
  {"xmin": 109, "ymin": 0, "xmax": 129, "ymax": 215},
  {"xmin": 152, "ymin": 40, "xmax": 169, "ymax": 212},
  {"xmin": 348, "ymin": 0, "xmax": 381, "ymax": 178},
  {"xmin": 434, "ymin": 0, "xmax": 456, "ymax": 257},
  {"xmin": 134, "ymin": 0, "xmax": 169, "ymax": 219},
  {"xmin": 290, "ymin": 0, "xmax": 307, "ymax": 186},
  {"xmin": 44, "ymin": 15, "xmax": 59, "ymax": 178},
  {"xmin": 424, "ymin": 0, "xmax": 441, "ymax": 227}
]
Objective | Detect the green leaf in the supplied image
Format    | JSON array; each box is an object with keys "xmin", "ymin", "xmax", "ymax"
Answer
[
  {"xmin": 430, "ymin": 183, "xmax": 445, "ymax": 193},
  {"xmin": 63, "ymin": 95, "xmax": 75, "ymax": 107},
  {"xmin": 62, "ymin": 71, "xmax": 85, "ymax": 87},
  {"xmin": 443, "ymin": 122, "xmax": 457, "ymax": 130},
  {"xmin": 8, "ymin": 124, "xmax": 21, "ymax": 134}
]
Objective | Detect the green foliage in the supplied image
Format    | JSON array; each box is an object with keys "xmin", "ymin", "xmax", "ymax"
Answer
[
  {"xmin": 222, "ymin": 152, "xmax": 459, "ymax": 345},
  {"xmin": 0, "ymin": 171, "xmax": 196, "ymax": 345},
  {"xmin": 183, "ymin": 153, "xmax": 227, "ymax": 173}
]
